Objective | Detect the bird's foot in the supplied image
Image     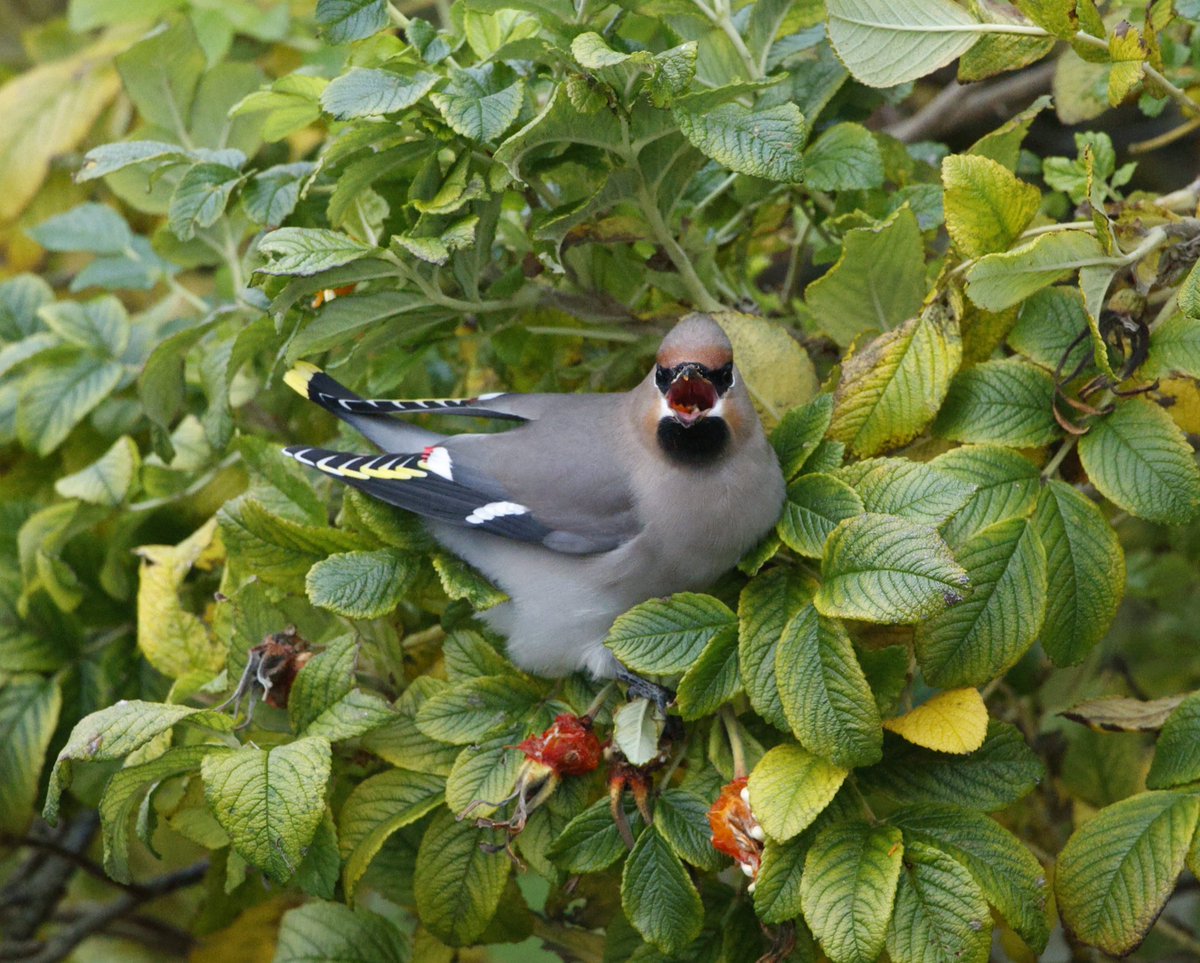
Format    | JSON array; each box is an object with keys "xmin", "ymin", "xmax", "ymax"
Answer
[{"xmin": 613, "ymin": 663, "xmax": 675, "ymax": 716}]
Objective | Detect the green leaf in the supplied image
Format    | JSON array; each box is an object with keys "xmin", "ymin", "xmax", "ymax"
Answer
[
  {"xmin": 115, "ymin": 16, "xmax": 205, "ymax": 132},
  {"xmin": 1056, "ymin": 791, "xmax": 1200, "ymax": 956},
  {"xmin": 305, "ymin": 689, "xmax": 397, "ymax": 741},
  {"xmin": 801, "ymin": 821, "xmax": 904, "ymax": 963},
  {"xmin": 305, "ymin": 549, "xmax": 418, "ymax": 620},
  {"xmin": 493, "ymin": 86, "xmax": 621, "ymax": 183},
  {"xmin": 416, "ymin": 675, "xmax": 544, "ymax": 745},
  {"xmin": 968, "ymin": 94, "xmax": 1052, "ymax": 170},
  {"xmin": 230, "ymin": 75, "xmax": 325, "ymax": 142},
  {"xmin": 168, "ymin": 163, "xmax": 242, "ymax": 241},
  {"xmin": 360, "ymin": 678, "xmax": 460, "ymax": 776},
  {"xmin": 673, "ymin": 99, "xmax": 805, "ymax": 182},
  {"xmin": 655, "ymin": 787, "xmax": 723, "ymax": 871},
  {"xmin": 747, "ymin": 743, "xmax": 848, "ymax": 840},
  {"xmin": 806, "ymin": 206, "xmax": 926, "ymax": 348},
  {"xmin": 1147, "ymin": 693, "xmax": 1200, "ymax": 789},
  {"xmin": 430, "ymin": 551, "xmax": 508, "ymax": 611},
  {"xmin": 606, "ymin": 593, "xmax": 736, "ymax": 676},
  {"xmin": 414, "ymin": 808, "xmax": 511, "ymax": 946},
  {"xmin": 942, "ymin": 154, "xmax": 1041, "ymax": 258},
  {"xmin": 886, "ymin": 840, "xmax": 991, "ymax": 963},
  {"xmin": 338, "ymin": 768, "xmax": 445, "ymax": 898},
  {"xmin": 1006, "ymin": 285, "xmax": 1093, "ymax": 373},
  {"xmin": 321, "ymin": 68, "xmax": 440, "ymax": 120},
  {"xmin": 99, "ymin": 745, "xmax": 223, "ymax": 883},
  {"xmin": 772, "ymin": 393, "xmax": 834, "ymax": 481},
  {"xmin": 816, "ymin": 514, "xmax": 970, "ymax": 624},
  {"xmin": 934, "ymin": 358, "xmax": 1058, "ymax": 447},
  {"xmin": 18, "ymin": 355, "xmax": 122, "ymax": 456},
  {"xmin": 1145, "ymin": 313, "xmax": 1200, "ymax": 379},
  {"xmin": 1078, "ymin": 398, "xmax": 1200, "ymax": 524},
  {"xmin": 836, "ymin": 459, "xmax": 975, "ymax": 526},
  {"xmin": 549, "ymin": 796, "xmax": 643, "ymax": 873},
  {"xmin": 964, "ymin": 231, "xmax": 1107, "ymax": 311},
  {"xmin": 444, "ymin": 732, "xmax": 522, "ymax": 817},
  {"xmin": 38, "ymin": 296, "xmax": 129, "ymax": 356},
  {"xmin": 915, "ymin": 517, "xmax": 1047, "ymax": 687},
  {"xmin": 754, "ymin": 834, "xmax": 810, "ymax": 924},
  {"xmin": 892, "ymin": 805, "xmax": 1049, "ymax": 953},
  {"xmin": 859, "ymin": 722, "xmax": 1043, "ymax": 811},
  {"xmin": 44, "ymin": 700, "xmax": 230, "ymax": 823},
  {"xmin": 76, "ymin": 141, "xmax": 190, "ymax": 183},
  {"xmin": 825, "ymin": 0, "xmax": 981, "ymax": 87},
  {"xmin": 739, "ymin": 568, "xmax": 812, "ymax": 731},
  {"xmin": 275, "ymin": 901, "xmax": 408, "ymax": 963},
  {"xmin": 0, "ymin": 676, "xmax": 61, "ymax": 832},
  {"xmin": 828, "ymin": 302, "xmax": 961, "ymax": 456},
  {"xmin": 430, "ymin": 64, "xmax": 525, "ymax": 142},
  {"xmin": 621, "ymin": 825, "xmax": 704, "ymax": 955},
  {"xmin": 804, "ymin": 123, "xmax": 884, "ymax": 191},
  {"xmin": 257, "ymin": 228, "xmax": 379, "ymax": 277},
  {"xmin": 316, "ymin": 0, "xmax": 388, "ymax": 43},
  {"xmin": 613, "ymin": 697, "xmax": 661, "ymax": 766},
  {"xmin": 777, "ymin": 606, "xmax": 881, "ymax": 768},
  {"xmin": 777, "ymin": 473, "xmax": 864, "ymax": 558},
  {"xmin": 202, "ymin": 736, "xmax": 332, "ymax": 883},
  {"xmin": 676, "ymin": 625, "xmax": 741, "ymax": 720},
  {"xmin": 54, "ymin": 436, "xmax": 138, "ymax": 506},
  {"xmin": 1032, "ymin": 480, "xmax": 1124, "ymax": 665},
  {"xmin": 932, "ymin": 445, "xmax": 1040, "ymax": 547},
  {"xmin": 242, "ymin": 162, "xmax": 314, "ymax": 226},
  {"xmin": 714, "ymin": 310, "xmax": 819, "ymax": 426},
  {"xmin": 28, "ymin": 202, "xmax": 132, "ymax": 254}
]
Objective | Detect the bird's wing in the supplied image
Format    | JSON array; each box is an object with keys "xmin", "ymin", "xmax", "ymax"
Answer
[
  {"xmin": 282, "ymin": 443, "xmax": 623, "ymax": 554},
  {"xmin": 285, "ymin": 362, "xmax": 541, "ymax": 423}
]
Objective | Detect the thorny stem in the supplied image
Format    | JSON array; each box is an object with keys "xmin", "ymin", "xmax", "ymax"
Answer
[{"xmin": 721, "ymin": 704, "xmax": 748, "ymax": 779}]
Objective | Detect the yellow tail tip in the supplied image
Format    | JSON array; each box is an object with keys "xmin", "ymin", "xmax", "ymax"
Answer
[{"xmin": 284, "ymin": 361, "xmax": 321, "ymax": 396}]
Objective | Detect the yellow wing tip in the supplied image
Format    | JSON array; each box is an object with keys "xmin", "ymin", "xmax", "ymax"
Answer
[{"xmin": 284, "ymin": 361, "xmax": 321, "ymax": 396}]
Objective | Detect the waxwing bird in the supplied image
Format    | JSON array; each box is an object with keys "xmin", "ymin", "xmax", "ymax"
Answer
[{"xmin": 282, "ymin": 313, "xmax": 785, "ymax": 688}]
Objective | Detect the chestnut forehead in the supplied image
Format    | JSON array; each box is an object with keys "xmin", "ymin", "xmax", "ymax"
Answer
[{"xmin": 656, "ymin": 344, "xmax": 733, "ymax": 370}]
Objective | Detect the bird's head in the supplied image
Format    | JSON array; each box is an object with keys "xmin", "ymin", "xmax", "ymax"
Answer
[{"xmin": 650, "ymin": 314, "xmax": 742, "ymax": 464}]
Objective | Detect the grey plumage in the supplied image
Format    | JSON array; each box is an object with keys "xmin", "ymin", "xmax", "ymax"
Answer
[{"xmin": 284, "ymin": 313, "xmax": 785, "ymax": 679}]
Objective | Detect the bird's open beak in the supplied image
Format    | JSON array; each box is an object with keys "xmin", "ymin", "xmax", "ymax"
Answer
[{"xmin": 667, "ymin": 370, "xmax": 717, "ymax": 427}]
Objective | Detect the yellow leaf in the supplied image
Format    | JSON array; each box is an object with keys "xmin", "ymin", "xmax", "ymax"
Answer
[
  {"xmin": 1107, "ymin": 22, "xmax": 1147, "ymax": 106},
  {"xmin": 883, "ymin": 688, "xmax": 988, "ymax": 754},
  {"xmin": 191, "ymin": 897, "xmax": 297, "ymax": 963},
  {"xmin": 943, "ymin": 154, "xmax": 1042, "ymax": 259},
  {"xmin": 134, "ymin": 517, "xmax": 225, "ymax": 679},
  {"xmin": 0, "ymin": 34, "xmax": 127, "ymax": 222},
  {"xmin": 713, "ymin": 311, "xmax": 818, "ymax": 427},
  {"xmin": 1159, "ymin": 379, "xmax": 1200, "ymax": 436}
]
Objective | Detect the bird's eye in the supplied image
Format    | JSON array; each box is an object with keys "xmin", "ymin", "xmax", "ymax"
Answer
[
  {"xmin": 709, "ymin": 363, "xmax": 734, "ymax": 393},
  {"xmin": 655, "ymin": 365, "xmax": 673, "ymax": 392}
]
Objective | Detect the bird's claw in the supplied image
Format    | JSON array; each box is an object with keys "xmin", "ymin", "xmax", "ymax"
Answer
[{"xmin": 613, "ymin": 664, "xmax": 675, "ymax": 716}]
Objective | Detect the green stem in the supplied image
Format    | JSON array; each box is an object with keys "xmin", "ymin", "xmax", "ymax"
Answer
[
  {"xmin": 692, "ymin": 0, "xmax": 760, "ymax": 80},
  {"xmin": 129, "ymin": 453, "xmax": 241, "ymax": 513},
  {"xmin": 721, "ymin": 705, "xmax": 748, "ymax": 779},
  {"xmin": 635, "ymin": 176, "xmax": 722, "ymax": 311},
  {"xmin": 1041, "ymin": 436, "xmax": 1078, "ymax": 479},
  {"xmin": 1071, "ymin": 31, "xmax": 1200, "ymax": 119}
]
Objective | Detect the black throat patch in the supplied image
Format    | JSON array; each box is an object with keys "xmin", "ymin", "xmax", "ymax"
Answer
[{"xmin": 656, "ymin": 417, "xmax": 729, "ymax": 466}]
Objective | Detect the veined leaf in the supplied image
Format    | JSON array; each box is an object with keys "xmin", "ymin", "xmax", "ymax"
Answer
[
  {"xmin": 606, "ymin": 593, "xmax": 736, "ymax": 676},
  {"xmin": 306, "ymin": 549, "xmax": 418, "ymax": 620},
  {"xmin": 621, "ymin": 826, "xmax": 704, "ymax": 955},
  {"xmin": 17, "ymin": 355, "xmax": 123, "ymax": 456},
  {"xmin": 656, "ymin": 788, "xmax": 725, "ymax": 871},
  {"xmin": 1032, "ymin": 480, "xmax": 1124, "ymax": 666},
  {"xmin": 0, "ymin": 677, "xmax": 61, "ymax": 832},
  {"xmin": 444, "ymin": 732, "xmax": 522, "ymax": 817},
  {"xmin": 256, "ymin": 228, "xmax": 378, "ymax": 277},
  {"xmin": 1144, "ymin": 313, "xmax": 1200, "ymax": 379},
  {"xmin": 886, "ymin": 840, "xmax": 992, "ymax": 963},
  {"xmin": 806, "ymin": 206, "xmax": 926, "ymax": 348},
  {"xmin": 932, "ymin": 444, "xmax": 1040, "ymax": 546},
  {"xmin": 828, "ymin": 301, "xmax": 961, "ymax": 456},
  {"xmin": 321, "ymin": 67, "xmax": 439, "ymax": 120},
  {"xmin": 942, "ymin": 154, "xmax": 1041, "ymax": 257},
  {"xmin": 676, "ymin": 625, "xmax": 741, "ymax": 720},
  {"xmin": 801, "ymin": 821, "xmax": 904, "ymax": 963},
  {"xmin": 316, "ymin": 0, "xmax": 388, "ymax": 43},
  {"xmin": 754, "ymin": 834, "xmax": 810, "ymax": 924},
  {"xmin": 892, "ymin": 805, "xmax": 1049, "ymax": 953},
  {"xmin": 860, "ymin": 722, "xmax": 1043, "ymax": 811},
  {"xmin": 1078, "ymin": 398, "xmax": 1200, "ymax": 524},
  {"xmin": 934, "ymin": 358, "xmax": 1059, "ymax": 447},
  {"xmin": 915, "ymin": 517, "xmax": 1047, "ymax": 687},
  {"xmin": 1006, "ymin": 285, "xmax": 1094, "ymax": 373},
  {"xmin": 826, "ymin": 0, "xmax": 982, "ymax": 88},
  {"xmin": 275, "ymin": 902, "xmax": 408, "ymax": 963},
  {"xmin": 549, "ymin": 796, "xmax": 644, "ymax": 873},
  {"xmin": 202, "ymin": 736, "xmax": 332, "ymax": 883},
  {"xmin": 747, "ymin": 743, "xmax": 848, "ymax": 840},
  {"xmin": 430, "ymin": 64, "xmax": 524, "ymax": 142},
  {"xmin": 777, "ymin": 605, "xmax": 882, "ymax": 768},
  {"xmin": 673, "ymin": 99, "xmax": 805, "ymax": 183},
  {"xmin": 1147, "ymin": 693, "xmax": 1200, "ymax": 790},
  {"xmin": 883, "ymin": 689, "xmax": 988, "ymax": 755},
  {"xmin": 772, "ymin": 393, "xmax": 835, "ymax": 480},
  {"xmin": 816, "ymin": 514, "xmax": 970, "ymax": 624},
  {"xmin": 739, "ymin": 568, "xmax": 814, "ymax": 731},
  {"xmin": 804, "ymin": 123, "xmax": 884, "ymax": 191},
  {"xmin": 714, "ymin": 310, "xmax": 818, "ymax": 426},
  {"xmin": 1056, "ymin": 791, "xmax": 1200, "ymax": 956},
  {"xmin": 416, "ymin": 675, "xmax": 544, "ymax": 745},
  {"xmin": 54, "ymin": 436, "xmax": 139, "ymax": 506},
  {"xmin": 29, "ymin": 202, "xmax": 133, "ymax": 255},
  {"xmin": 338, "ymin": 768, "xmax": 445, "ymax": 898},
  {"xmin": 777, "ymin": 473, "xmax": 864, "ymax": 558},
  {"xmin": 964, "ymin": 230, "xmax": 1107, "ymax": 311},
  {"xmin": 836, "ymin": 458, "xmax": 975, "ymax": 525}
]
